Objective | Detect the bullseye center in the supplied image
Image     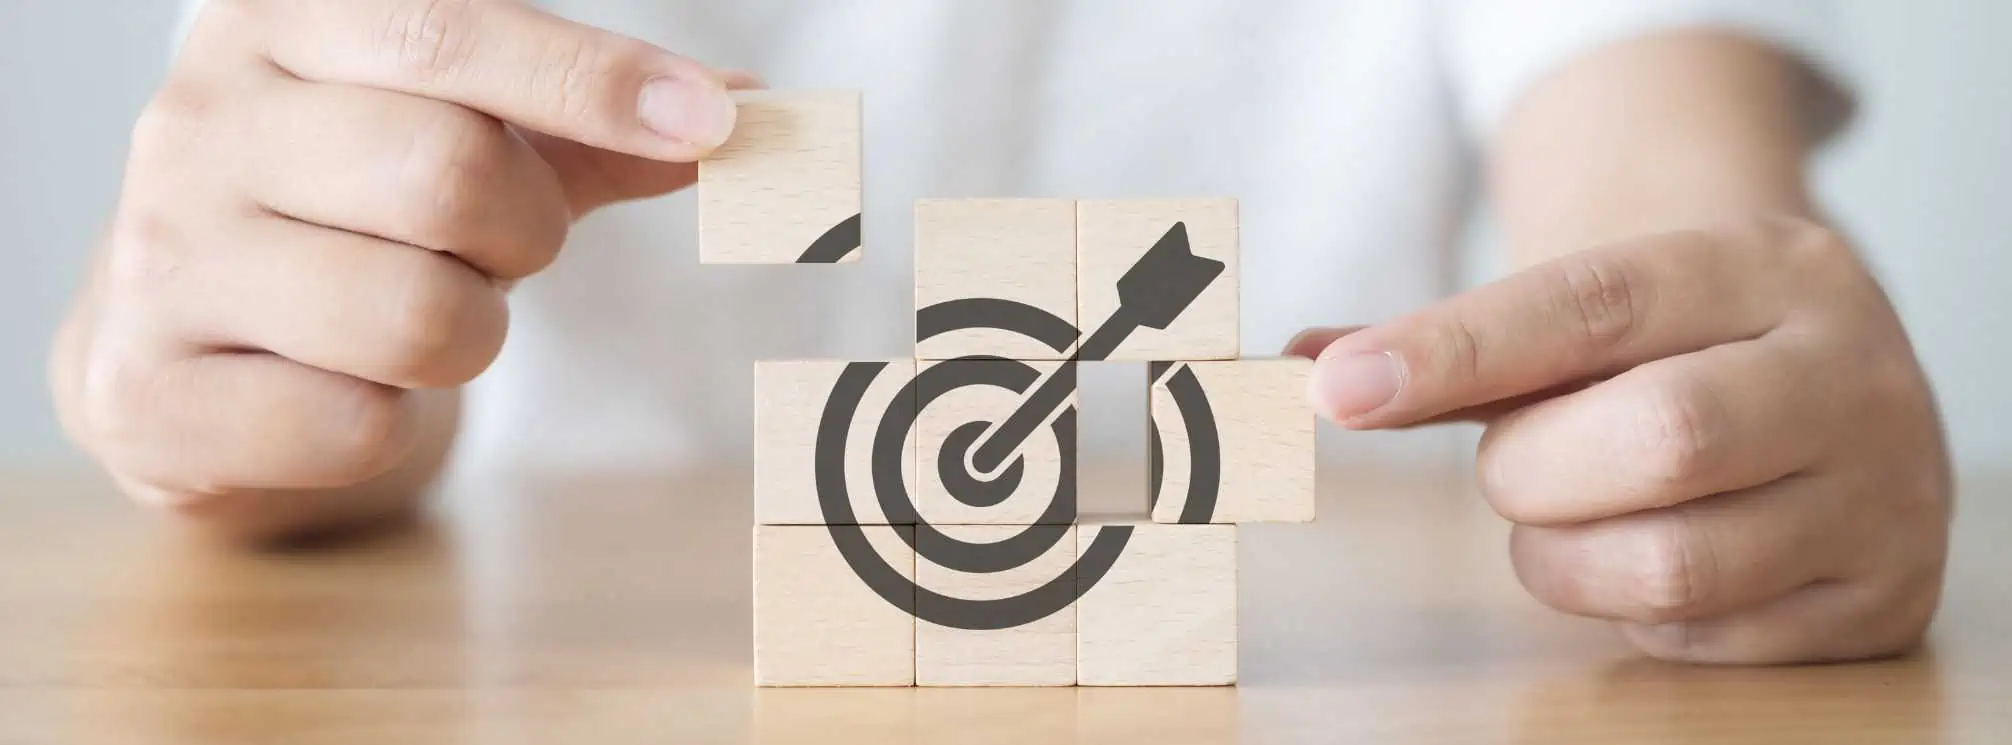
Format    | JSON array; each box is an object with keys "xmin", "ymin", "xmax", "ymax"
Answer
[{"xmin": 939, "ymin": 420, "xmax": 1025, "ymax": 508}]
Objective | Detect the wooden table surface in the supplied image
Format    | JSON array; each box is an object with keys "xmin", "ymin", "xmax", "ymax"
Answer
[{"xmin": 2, "ymin": 459, "xmax": 2007, "ymax": 744}]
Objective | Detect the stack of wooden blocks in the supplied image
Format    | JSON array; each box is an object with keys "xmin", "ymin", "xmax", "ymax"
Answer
[{"xmin": 701, "ymin": 91, "xmax": 1316, "ymax": 687}]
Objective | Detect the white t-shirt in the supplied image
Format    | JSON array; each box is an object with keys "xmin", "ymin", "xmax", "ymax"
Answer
[{"xmin": 174, "ymin": 1, "xmax": 1852, "ymax": 473}]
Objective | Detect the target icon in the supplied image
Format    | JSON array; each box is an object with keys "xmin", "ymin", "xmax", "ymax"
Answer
[
  {"xmin": 813, "ymin": 223, "xmax": 1228, "ymax": 631},
  {"xmin": 714, "ymin": 89, "xmax": 1315, "ymax": 686}
]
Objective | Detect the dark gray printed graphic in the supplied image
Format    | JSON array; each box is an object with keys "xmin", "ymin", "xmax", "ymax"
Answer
[
  {"xmin": 795, "ymin": 213, "xmax": 863, "ymax": 263},
  {"xmin": 1150, "ymin": 362, "xmax": 1223, "ymax": 524},
  {"xmin": 818, "ymin": 222, "xmax": 1225, "ymax": 630}
]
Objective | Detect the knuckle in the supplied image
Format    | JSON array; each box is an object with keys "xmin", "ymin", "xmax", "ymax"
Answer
[
  {"xmin": 534, "ymin": 34, "xmax": 626, "ymax": 125},
  {"xmin": 379, "ymin": 257, "xmax": 502, "ymax": 386},
  {"xmin": 76, "ymin": 353, "xmax": 158, "ymax": 453},
  {"xmin": 1724, "ymin": 214, "xmax": 1864, "ymax": 289},
  {"xmin": 1475, "ymin": 423, "xmax": 1543, "ymax": 523},
  {"xmin": 1553, "ymin": 257, "xmax": 1639, "ymax": 352},
  {"xmin": 130, "ymin": 84, "xmax": 217, "ymax": 162},
  {"xmin": 396, "ymin": 109, "xmax": 509, "ymax": 248},
  {"xmin": 104, "ymin": 212, "xmax": 189, "ymax": 299},
  {"xmin": 530, "ymin": 201, "xmax": 571, "ymax": 265},
  {"xmin": 508, "ymin": 207, "xmax": 569, "ymax": 279},
  {"xmin": 1784, "ymin": 221, "xmax": 1884, "ymax": 303},
  {"xmin": 1635, "ymin": 378, "xmax": 1721, "ymax": 489},
  {"xmin": 322, "ymin": 382, "xmax": 412, "ymax": 481},
  {"xmin": 382, "ymin": 262, "xmax": 472, "ymax": 380},
  {"xmin": 1756, "ymin": 214, "xmax": 1847, "ymax": 265},
  {"xmin": 1419, "ymin": 318, "xmax": 1484, "ymax": 390},
  {"xmin": 1861, "ymin": 350, "xmax": 1933, "ymax": 417},
  {"xmin": 1620, "ymin": 515, "xmax": 1711, "ymax": 621},
  {"xmin": 381, "ymin": 0, "xmax": 482, "ymax": 85}
]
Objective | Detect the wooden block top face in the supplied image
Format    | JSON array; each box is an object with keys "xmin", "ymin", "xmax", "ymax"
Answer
[
  {"xmin": 916, "ymin": 525, "xmax": 1078, "ymax": 686},
  {"xmin": 913, "ymin": 199, "xmax": 1078, "ymax": 361},
  {"xmin": 754, "ymin": 360, "xmax": 915, "ymax": 525},
  {"xmin": 1077, "ymin": 199, "xmax": 1239, "ymax": 361},
  {"xmin": 916, "ymin": 360, "xmax": 1077, "ymax": 525},
  {"xmin": 1076, "ymin": 522, "xmax": 1237, "ymax": 686},
  {"xmin": 1151, "ymin": 358, "xmax": 1315, "ymax": 524},
  {"xmin": 699, "ymin": 90, "xmax": 862, "ymax": 264},
  {"xmin": 754, "ymin": 525, "xmax": 916, "ymax": 686}
]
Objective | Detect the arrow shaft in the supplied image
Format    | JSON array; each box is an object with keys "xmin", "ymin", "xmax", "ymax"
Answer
[{"xmin": 969, "ymin": 307, "xmax": 1140, "ymax": 474}]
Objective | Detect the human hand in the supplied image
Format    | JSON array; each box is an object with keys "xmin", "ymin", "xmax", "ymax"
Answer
[
  {"xmin": 1288, "ymin": 216, "xmax": 1952, "ymax": 664},
  {"xmin": 52, "ymin": 0, "xmax": 752, "ymax": 534}
]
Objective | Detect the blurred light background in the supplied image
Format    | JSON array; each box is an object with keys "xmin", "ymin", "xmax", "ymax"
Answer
[{"xmin": 2, "ymin": 2, "xmax": 2006, "ymax": 471}]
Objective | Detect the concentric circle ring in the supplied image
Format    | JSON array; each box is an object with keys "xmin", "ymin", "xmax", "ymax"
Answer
[{"xmin": 814, "ymin": 298, "xmax": 1218, "ymax": 630}]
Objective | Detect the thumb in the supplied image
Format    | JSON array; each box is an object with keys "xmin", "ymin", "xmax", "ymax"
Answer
[{"xmin": 528, "ymin": 70, "xmax": 768, "ymax": 219}]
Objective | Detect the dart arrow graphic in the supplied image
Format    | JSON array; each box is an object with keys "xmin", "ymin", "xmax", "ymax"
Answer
[{"xmin": 967, "ymin": 222, "xmax": 1225, "ymax": 475}]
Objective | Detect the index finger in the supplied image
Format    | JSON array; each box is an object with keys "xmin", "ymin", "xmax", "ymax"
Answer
[
  {"xmin": 1308, "ymin": 226, "xmax": 1790, "ymax": 428},
  {"xmin": 255, "ymin": 0, "xmax": 736, "ymax": 161}
]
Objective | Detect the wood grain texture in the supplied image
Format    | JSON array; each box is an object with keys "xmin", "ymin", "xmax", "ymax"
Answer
[
  {"xmin": 914, "ymin": 199, "xmax": 1077, "ymax": 361},
  {"xmin": 5, "ymin": 465, "xmax": 2008, "ymax": 741},
  {"xmin": 1077, "ymin": 521, "xmax": 1237, "ymax": 686},
  {"xmin": 754, "ymin": 360, "xmax": 914, "ymax": 525},
  {"xmin": 1151, "ymin": 358, "xmax": 1315, "ymax": 523},
  {"xmin": 1078, "ymin": 199, "xmax": 1239, "ymax": 361},
  {"xmin": 698, "ymin": 90, "xmax": 862, "ymax": 264},
  {"xmin": 916, "ymin": 525, "xmax": 1077, "ymax": 687},
  {"xmin": 754, "ymin": 525, "xmax": 916, "ymax": 687},
  {"xmin": 915, "ymin": 360, "xmax": 1076, "ymax": 525}
]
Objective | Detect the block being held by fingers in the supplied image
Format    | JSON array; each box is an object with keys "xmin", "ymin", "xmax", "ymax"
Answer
[
  {"xmin": 914, "ymin": 198, "xmax": 1078, "ymax": 361},
  {"xmin": 754, "ymin": 525, "xmax": 916, "ymax": 686},
  {"xmin": 754, "ymin": 360, "xmax": 916, "ymax": 525},
  {"xmin": 915, "ymin": 359, "xmax": 1078, "ymax": 525},
  {"xmin": 916, "ymin": 525, "xmax": 1078, "ymax": 686},
  {"xmin": 1150, "ymin": 358, "xmax": 1315, "ymax": 524},
  {"xmin": 1077, "ymin": 520, "xmax": 1237, "ymax": 686},
  {"xmin": 1078, "ymin": 199, "xmax": 1239, "ymax": 361},
  {"xmin": 699, "ymin": 90, "xmax": 862, "ymax": 264}
]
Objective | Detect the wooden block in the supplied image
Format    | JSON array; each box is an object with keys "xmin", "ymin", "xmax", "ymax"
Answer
[
  {"xmin": 1077, "ymin": 521, "xmax": 1236, "ymax": 686},
  {"xmin": 916, "ymin": 525, "xmax": 1077, "ymax": 686},
  {"xmin": 1077, "ymin": 199, "xmax": 1238, "ymax": 361},
  {"xmin": 699, "ymin": 90, "xmax": 862, "ymax": 264},
  {"xmin": 916, "ymin": 360, "xmax": 1077, "ymax": 525},
  {"xmin": 913, "ymin": 198, "xmax": 1077, "ymax": 361},
  {"xmin": 754, "ymin": 525, "xmax": 916, "ymax": 686},
  {"xmin": 754, "ymin": 360, "xmax": 915, "ymax": 525},
  {"xmin": 1150, "ymin": 358, "xmax": 1315, "ymax": 524}
]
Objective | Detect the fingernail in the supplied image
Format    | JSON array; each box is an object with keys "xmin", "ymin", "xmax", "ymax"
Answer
[
  {"xmin": 1282, "ymin": 325, "xmax": 1362, "ymax": 358},
  {"xmin": 1624, "ymin": 622, "xmax": 1696, "ymax": 658},
  {"xmin": 638, "ymin": 74, "xmax": 737, "ymax": 149},
  {"xmin": 721, "ymin": 68, "xmax": 769, "ymax": 90},
  {"xmin": 1309, "ymin": 351, "xmax": 1403, "ymax": 420}
]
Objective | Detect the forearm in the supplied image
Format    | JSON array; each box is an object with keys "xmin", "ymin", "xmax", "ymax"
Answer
[{"xmin": 1489, "ymin": 30, "xmax": 1828, "ymax": 266}]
